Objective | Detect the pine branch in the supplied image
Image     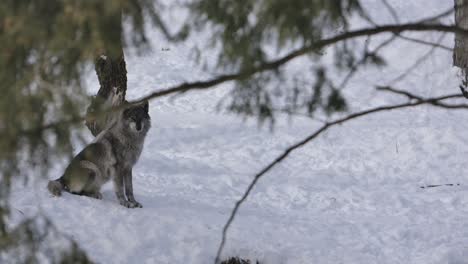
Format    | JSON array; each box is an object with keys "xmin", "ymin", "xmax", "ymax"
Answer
[
  {"xmin": 337, "ymin": 34, "xmax": 397, "ymax": 91},
  {"xmin": 19, "ymin": 22, "xmax": 468, "ymax": 138},
  {"xmin": 134, "ymin": 23, "xmax": 466, "ymax": 107}
]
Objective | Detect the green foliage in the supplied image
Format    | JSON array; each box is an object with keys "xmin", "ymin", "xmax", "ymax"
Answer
[
  {"xmin": 0, "ymin": 0, "xmax": 384, "ymax": 182},
  {"xmin": 0, "ymin": 0, "xmax": 192, "ymax": 192},
  {"xmin": 226, "ymin": 74, "xmax": 275, "ymax": 124},
  {"xmin": 365, "ymin": 52, "xmax": 387, "ymax": 67},
  {"xmin": 0, "ymin": 0, "xmax": 182, "ymax": 261},
  {"xmin": 0, "ymin": 0, "xmax": 165, "ymax": 178},
  {"xmin": 0, "ymin": 216, "xmax": 92, "ymax": 263},
  {"xmin": 191, "ymin": 0, "xmax": 367, "ymax": 122},
  {"xmin": 192, "ymin": 0, "xmax": 362, "ymax": 70},
  {"xmin": 326, "ymin": 89, "xmax": 348, "ymax": 114}
]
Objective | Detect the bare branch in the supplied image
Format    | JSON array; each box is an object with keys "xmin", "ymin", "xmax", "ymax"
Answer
[
  {"xmin": 377, "ymin": 86, "xmax": 468, "ymax": 108},
  {"xmin": 214, "ymin": 92, "xmax": 468, "ymax": 263},
  {"xmin": 376, "ymin": 86, "xmax": 422, "ymax": 100},
  {"xmin": 388, "ymin": 33, "xmax": 447, "ymax": 85}
]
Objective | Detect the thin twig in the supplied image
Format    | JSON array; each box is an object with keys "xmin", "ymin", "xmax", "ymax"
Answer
[
  {"xmin": 360, "ymin": 3, "xmax": 456, "ymax": 28},
  {"xmin": 396, "ymin": 34, "xmax": 452, "ymax": 51},
  {"xmin": 337, "ymin": 34, "xmax": 397, "ymax": 90},
  {"xmin": 381, "ymin": 0, "xmax": 400, "ymax": 24},
  {"xmin": 376, "ymin": 86, "xmax": 422, "ymax": 99},
  {"xmin": 416, "ymin": 6, "xmax": 456, "ymax": 24},
  {"xmin": 214, "ymin": 92, "xmax": 468, "ymax": 263},
  {"xmin": 377, "ymin": 86, "xmax": 468, "ymax": 108},
  {"xmin": 387, "ymin": 33, "xmax": 446, "ymax": 85}
]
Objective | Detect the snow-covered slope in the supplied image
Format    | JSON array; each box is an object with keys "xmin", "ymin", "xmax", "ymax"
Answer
[{"xmin": 9, "ymin": 0, "xmax": 468, "ymax": 263}]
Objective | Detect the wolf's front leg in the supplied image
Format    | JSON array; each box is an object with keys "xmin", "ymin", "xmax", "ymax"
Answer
[
  {"xmin": 123, "ymin": 169, "xmax": 142, "ymax": 208},
  {"xmin": 114, "ymin": 171, "xmax": 132, "ymax": 208},
  {"xmin": 114, "ymin": 169, "xmax": 141, "ymax": 208}
]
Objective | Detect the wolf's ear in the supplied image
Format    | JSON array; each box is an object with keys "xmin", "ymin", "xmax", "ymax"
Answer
[{"xmin": 143, "ymin": 101, "xmax": 149, "ymax": 113}]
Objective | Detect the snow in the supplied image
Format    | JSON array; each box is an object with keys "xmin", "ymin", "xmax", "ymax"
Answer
[{"xmin": 7, "ymin": 0, "xmax": 468, "ymax": 263}]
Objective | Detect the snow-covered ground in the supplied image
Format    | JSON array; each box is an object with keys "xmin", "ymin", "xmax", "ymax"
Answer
[{"xmin": 8, "ymin": 0, "xmax": 468, "ymax": 263}]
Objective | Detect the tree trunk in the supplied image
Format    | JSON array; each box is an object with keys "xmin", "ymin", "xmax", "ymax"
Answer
[
  {"xmin": 85, "ymin": 11, "xmax": 128, "ymax": 136},
  {"xmin": 454, "ymin": 0, "xmax": 468, "ymax": 68}
]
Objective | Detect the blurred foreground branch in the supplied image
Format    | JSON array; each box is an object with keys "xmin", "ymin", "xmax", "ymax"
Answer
[{"xmin": 21, "ymin": 22, "xmax": 468, "ymax": 138}]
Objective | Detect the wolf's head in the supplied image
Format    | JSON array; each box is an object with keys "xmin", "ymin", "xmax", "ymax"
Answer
[{"xmin": 121, "ymin": 101, "xmax": 151, "ymax": 136}]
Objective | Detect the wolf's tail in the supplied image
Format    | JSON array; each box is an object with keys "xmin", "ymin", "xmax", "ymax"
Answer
[{"xmin": 47, "ymin": 177, "xmax": 64, "ymax": 196}]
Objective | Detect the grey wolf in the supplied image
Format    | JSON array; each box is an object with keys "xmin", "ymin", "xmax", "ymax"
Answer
[{"xmin": 47, "ymin": 101, "xmax": 151, "ymax": 208}]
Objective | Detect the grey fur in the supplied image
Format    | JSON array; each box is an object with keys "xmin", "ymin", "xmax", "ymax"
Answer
[
  {"xmin": 47, "ymin": 102, "xmax": 151, "ymax": 208},
  {"xmin": 87, "ymin": 86, "xmax": 124, "ymax": 136},
  {"xmin": 47, "ymin": 180, "xmax": 63, "ymax": 196}
]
